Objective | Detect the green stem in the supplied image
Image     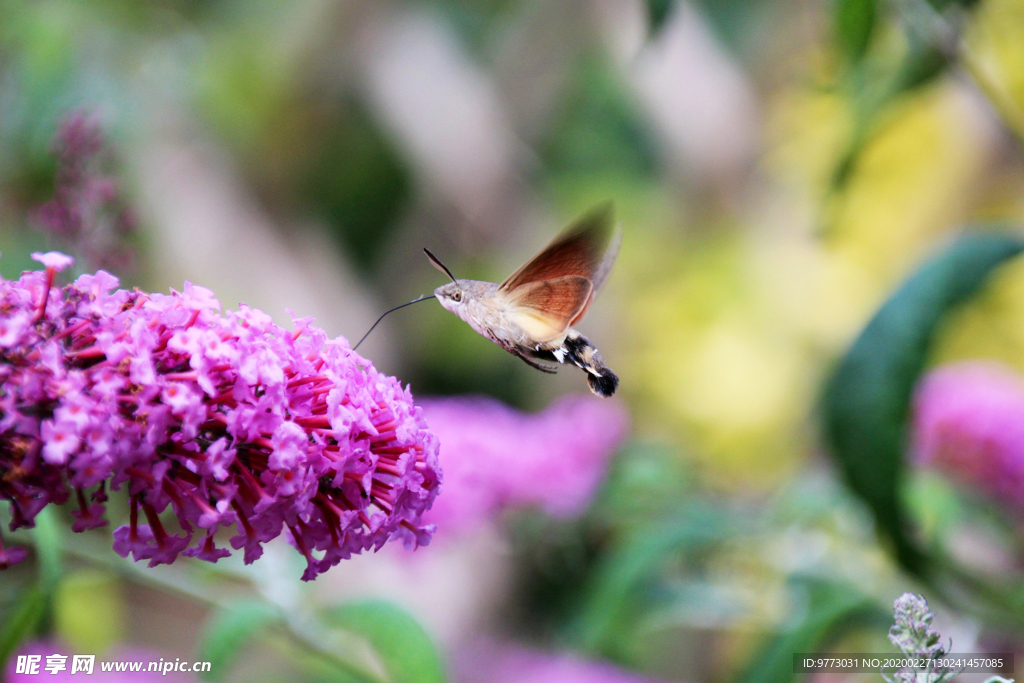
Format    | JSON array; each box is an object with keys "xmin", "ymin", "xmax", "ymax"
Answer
[
  {"xmin": 60, "ymin": 538, "xmax": 388, "ymax": 683},
  {"xmin": 895, "ymin": 0, "xmax": 1024, "ymax": 149},
  {"xmin": 929, "ymin": 551, "xmax": 1024, "ymax": 632},
  {"xmin": 957, "ymin": 46, "xmax": 1024, "ymax": 148}
]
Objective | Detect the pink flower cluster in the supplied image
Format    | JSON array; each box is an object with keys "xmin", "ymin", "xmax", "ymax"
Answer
[
  {"xmin": 420, "ymin": 395, "xmax": 628, "ymax": 534},
  {"xmin": 0, "ymin": 254, "xmax": 440, "ymax": 579},
  {"xmin": 911, "ymin": 361, "xmax": 1024, "ymax": 514},
  {"xmin": 35, "ymin": 110, "xmax": 135, "ymax": 272}
]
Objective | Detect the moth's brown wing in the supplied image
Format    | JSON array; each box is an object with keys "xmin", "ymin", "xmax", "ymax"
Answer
[
  {"xmin": 502, "ymin": 275, "xmax": 592, "ymax": 344},
  {"xmin": 499, "ymin": 203, "xmax": 617, "ymax": 295},
  {"xmin": 571, "ymin": 226, "xmax": 621, "ymax": 326}
]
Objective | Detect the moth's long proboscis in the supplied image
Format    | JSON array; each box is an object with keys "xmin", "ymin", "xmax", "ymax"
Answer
[{"xmin": 353, "ymin": 294, "xmax": 435, "ymax": 351}]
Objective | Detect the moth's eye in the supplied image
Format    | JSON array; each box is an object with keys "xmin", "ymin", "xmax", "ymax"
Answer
[{"xmin": 452, "ymin": 291, "xmax": 463, "ymax": 302}]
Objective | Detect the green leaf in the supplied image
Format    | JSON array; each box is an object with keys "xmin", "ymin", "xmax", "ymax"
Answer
[
  {"xmin": 0, "ymin": 507, "xmax": 65, "ymax": 669},
  {"xmin": 646, "ymin": 0, "xmax": 674, "ymax": 35},
  {"xmin": 826, "ymin": 40, "xmax": 949, "ymax": 196},
  {"xmin": 0, "ymin": 586, "xmax": 48, "ymax": 666},
  {"xmin": 199, "ymin": 601, "xmax": 281, "ymax": 680},
  {"xmin": 31, "ymin": 506, "xmax": 62, "ymax": 591},
  {"xmin": 822, "ymin": 231, "xmax": 1024, "ymax": 575},
  {"xmin": 738, "ymin": 582, "xmax": 888, "ymax": 683},
  {"xmin": 325, "ymin": 601, "xmax": 446, "ymax": 683},
  {"xmin": 926, "ymin": 0, "xmax": 982, "ymax": 9},
  {"xmin": 835, "ymin": 0, "xmax": 877, "ymax": 63},
  {"xmin": 572, "ymin": 503, "xmax": 732, "ymax": 657},
  {"xmin": 892, "ymin": 43, "xmax": 949, "ymax": 95}
]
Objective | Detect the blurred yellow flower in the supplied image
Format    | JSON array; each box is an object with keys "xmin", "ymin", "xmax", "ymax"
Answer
[
  {"xmin": 620, "ymin": 235, "xmax": 811, "ymax": 489},
  {"xmin": 970, "ymin": 0, "xmax": 1024, "ymax": 117}
]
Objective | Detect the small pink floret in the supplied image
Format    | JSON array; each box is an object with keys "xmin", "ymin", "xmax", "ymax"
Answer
[{"xmin": 30, "ymin": 251, "xmax": 74, "ymax": 272}]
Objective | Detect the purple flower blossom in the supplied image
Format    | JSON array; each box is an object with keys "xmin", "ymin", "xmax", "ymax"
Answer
[
  {"xmin": 0, "ymin": 257, "xmax": 440, "ymax": 579},
  {"xmin": 420, "ymin": 395, "xmax": 628, "ymax": 534},
  {"xmin": 911, "ymin": 362, "xmax": 1024, "ymax": 514},
  {"xmin": 889, "ymin": 593, "xmax": 944, "ymax": 656},
  {"xmin": 33, "ymin": 110, "xmax": 136, "ymax": 273},
  {"xmin": 0, "ymin": 534, "xmax": 27, "ymax": 569},
  {"xmin": 456, "ymin": 643, "xmax": 666, "ymax": 683},
  {"xmin": 883, "ymin": 594, "xmax": 958, "ymax": 683}
]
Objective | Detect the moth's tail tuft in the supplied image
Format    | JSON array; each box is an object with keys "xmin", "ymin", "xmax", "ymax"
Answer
[
  {"xmin": 587, "ymin": 367, "xmax": 619, "ymax": 398},
  {"xmin": 564, "ymin": 332, "xmax": 618, "ymax": 398}
]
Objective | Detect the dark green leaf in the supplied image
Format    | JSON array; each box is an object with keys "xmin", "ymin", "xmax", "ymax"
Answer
[
  {"xmin": 835, "ymin": 0, "xmax": 877, "ymax": 63},
  {"xmin": 925, "ymin": 0, "xmax": 982, "ymax": 10},
  {"xmin": 199, "ymin": 601, "xmax": 280, "ymax": 680},
  {"xmin": 646, "ymin": 0, "xmax": 674, "ymax": 35},
  {"xmin": 892, "ymin": 43, "xmax": 948, "ymax": 95},
  {"xmin": 693, "ymin": 0, "xmax": 773, "ymax": 51},
  {"xmin": 738, "ymin": 582, "xmax": 888, "ymax": 683},
  {"xmin": 326, "ymin": 601, "xmax": 446, "ymax": 683},
  {"xmin": 822, "ymin": 231, "xmax": 1024, "ymax": 575}
]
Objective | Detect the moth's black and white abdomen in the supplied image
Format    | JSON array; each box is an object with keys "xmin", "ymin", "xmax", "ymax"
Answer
[
  {"xmin": 533, "ymin": 330, "xmax": 618, "ymax": 398},
  {"xmin": 585, "ymin": 362, "xmax": 619, "ymax": 398},
  {"xmin": 563, "ymin": 331, "xmax": 618, "ymax": 398}
]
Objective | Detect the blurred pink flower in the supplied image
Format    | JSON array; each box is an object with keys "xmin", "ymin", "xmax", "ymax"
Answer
[
  {"xmin": 0, "ymin": 257, "xmax": 440, "ymax": 579},
  {"xmin": 421, "ymin": 395, "xmax": 629, "ymax": 534},
  {"xmin": 457, "ymin": 644, "xmax": 666, "ymax": 683},
  {"xmin": 6, "ymin": 642, "xmax": 195, "ymax": 681},
  {"xmin": 34, "ymin": 110, "xmax": 136, "ymax": 273},
  {"xmin": 31, "ymin": 252, "xmax": 75, "ymax": 272},
  {"xmin": 911, "ymin": 361, "xmax": 1024, "ymax": 513}
]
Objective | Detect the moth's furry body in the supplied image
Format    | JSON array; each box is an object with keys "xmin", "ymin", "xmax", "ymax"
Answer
[
  {"xmin": 429, "ymin": 205, "xmax": 621, "ymax": 397},
  {"xmin": 435, "ymin": 280, "xmax": 519, "ymax": 348}
]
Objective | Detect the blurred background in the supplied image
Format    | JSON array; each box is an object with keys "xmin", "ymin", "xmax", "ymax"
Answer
[{"xmin": 4, "ymin": 0, "xmax": 1024, "ymax": 681}]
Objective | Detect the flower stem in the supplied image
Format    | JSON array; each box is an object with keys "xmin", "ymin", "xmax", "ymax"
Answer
[
  {"xmin": 60, "ymin": 537, "xmax": 388, "ymax": 683},
  {"xmin": 895, "ymin": 0, "xmax": 1024, "ymax": 149},
  {"xmin": 929, "ymin": 551, "xmax": 1024, "ymax": 631}
]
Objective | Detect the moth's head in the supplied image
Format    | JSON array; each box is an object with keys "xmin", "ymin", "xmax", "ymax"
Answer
[
  {"xmin": 433, "ymin": 281, "xmax": 467, "ymax": 314},
  {"xmin": 424, "ymin": 247, "xmax": 468, "ymax": 315}
]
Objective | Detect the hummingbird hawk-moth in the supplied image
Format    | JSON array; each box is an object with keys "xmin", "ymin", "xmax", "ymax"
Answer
[{"xmin": 425, "ymin": 204, "xmax": 620, "ymax": 398}]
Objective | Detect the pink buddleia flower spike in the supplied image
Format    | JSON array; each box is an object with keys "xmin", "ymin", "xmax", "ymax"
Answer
[
  {"xmin": 911, "ymin": 361, "xmax": 1024, "ymax": 516},
  {"xmin": 33, "ymin": 110, "xmax": 136, "ymax": 274},
  {"xmin": 0, "ymin": 260, "xmax": 441, "ymax": 579}
]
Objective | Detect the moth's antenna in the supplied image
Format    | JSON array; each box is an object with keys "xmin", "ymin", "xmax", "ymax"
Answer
[
  {"xmin": 353, "ymin": 294, "xmax": 435, "ymax": 351},
  {"xmin": 423, "ymin": 248, "xmax": 458, "ymax": 285}
]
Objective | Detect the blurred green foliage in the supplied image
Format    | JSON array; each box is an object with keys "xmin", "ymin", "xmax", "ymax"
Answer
[
  {"xmin": 823, "ymin": 232, "xmax": 1024, "ymax": 574},
  {"xmin": 55, "ymin": 570, "xmax": 125, "ymax": 655},
  {"xmin": 4, "ymin": 0, "xmax": 1024, "ymax": 681}
]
